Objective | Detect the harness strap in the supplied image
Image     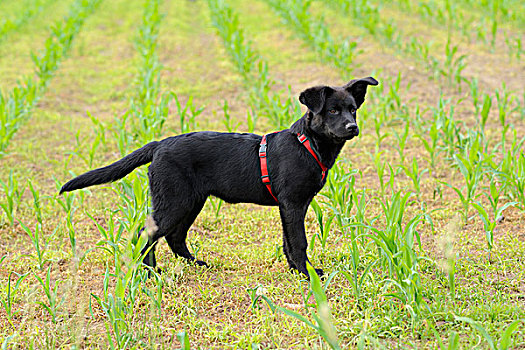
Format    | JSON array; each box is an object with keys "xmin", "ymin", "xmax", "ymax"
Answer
[
  {"xmin": 259, "ymin": 134, "xmax": 278, "ymax": 202},
  {"xmin": 259, "ymin": 132, "xmax": 329, "ymax": 203},
  {"xmin": 297, "ymin": 133, "xmax": 328, "ymax": 181}
]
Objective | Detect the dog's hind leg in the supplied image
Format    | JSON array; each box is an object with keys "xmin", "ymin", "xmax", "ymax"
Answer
[{"xmin": 164, "ymin": 199, "xmax": 208, "ymax": 266}]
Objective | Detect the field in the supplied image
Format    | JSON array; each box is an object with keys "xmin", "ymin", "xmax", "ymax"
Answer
[{"xmin": 0, "ymin": 0, "xmax": 524, "ymax": 348}]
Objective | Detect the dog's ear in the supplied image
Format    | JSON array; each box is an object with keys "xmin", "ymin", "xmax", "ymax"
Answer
[
  {"xmin": 344, "ymin": 77, "xmax": 378, "ymax": 108},
  {"xmin": 299, "ymin": 86, "xmax": 334, "ymax": 114}
]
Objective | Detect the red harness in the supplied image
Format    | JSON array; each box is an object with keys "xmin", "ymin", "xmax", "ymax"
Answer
[{"xmin": 259, "ymin": 132, "xmax": 328, "ymax": 203}]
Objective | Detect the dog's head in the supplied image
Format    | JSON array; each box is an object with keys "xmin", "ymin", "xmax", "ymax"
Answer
[{"xmin": 299, "ymin": 77, "xmax": 378, "ymax": 143}]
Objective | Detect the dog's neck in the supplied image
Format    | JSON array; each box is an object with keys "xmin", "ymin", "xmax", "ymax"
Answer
[{"xmin": 289, "ymin": 112, "xmax": 345, "ymax": 170}]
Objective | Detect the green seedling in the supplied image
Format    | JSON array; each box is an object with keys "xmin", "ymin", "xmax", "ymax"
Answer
[
  {"xmin": 255, "ymin": 265, "xmax": 341, "ymax": 349},
  {"xmin": 114, "ymin": 171, "xmax": 149, "ymax": 233},
  {"xmin": 364, "ymin": 190, "xmax": 432, "ymax": 320},
  {"xmin": 221, "ymin": 100, "xmax": 239, "ymax": 132},
  {"xmin": 393, "ymin": 120, "xmax": 410, "ymax": 164},
  {"xmin": 479, "ymin": 93, "xmax": 492, "ymax": 133},
  {"xmin": 471, "ymin": 200, "xmax": 516, "ymax": 258},
  {"xmin": 20, "ymin": 222, "xmax": 50, "ymax": 270},
  {"xmin": 310, "ymin": 199, "xmax": 334, "ymax": 252},
  {"xmin": 208, "ymin": 196, "xmax": 224, "ymax": 220},
  {"xmin": 66, "ymin": 212, "xmax": 93, "ymax": 268},
  {"xmin": 320, "ymin": 162, "xmax": 357, "ymax": 234},
  {"xmin": 91, "ymin": 232, "xmax": 158, "ymax": 349},
  {"xmin": 444, "ymin": 135, "xmax": 485, "ymax": 222},
  {"xmin": 496, "ymin": 84, "xmax": 512, "ymax": 149},
  {"xmin": 1, "ymin": 270, "xmax": 30, "ymax": 327},
  {"xmin": 27, "ymin": 179, "xmax": 43, "ymax": 225},
  {"xmin": 0, "ymin": 170, "xmax": 25, "ymax": 226},
  {"xmin": 177, "ymin": 330, "xmax": 191, "ymax": 350},
  {"xmin": 35, "ymin": 266, "xmax": 64, "ymax": 323},
  {"xmin": 402, "ymin": 158, "xmax": 429, "ymax": 197},
  {"xmin": 246, "ymin": 107, "xmax": 258, "ymax": 133},
  {"xmin": 176, "ymin": 94, "xmax": 203, "ymax": 134},
  {"xmin": 89, "ymin": 210, "xmax": 126, "ymax": 269},
  {"xmin": 455, "ymin": 316, "xmax": 522, "ymax": 350},
  {"xmin": 469, "ymin": 78, "xmax": 480, "ymax": 116},
  {"xmin": 417, "ymin": 120, "xmax": 440, "ymax": 172}
]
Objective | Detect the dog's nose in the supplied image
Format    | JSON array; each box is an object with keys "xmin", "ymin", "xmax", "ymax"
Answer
[{"xmin": 346, "ymin": 123, "xmax": 359, "ymax": 135}]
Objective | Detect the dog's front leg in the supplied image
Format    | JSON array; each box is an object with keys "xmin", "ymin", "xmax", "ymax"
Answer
[{"xmin": 278, "ymin": 202, "xmax": 323, "ymax": 278}]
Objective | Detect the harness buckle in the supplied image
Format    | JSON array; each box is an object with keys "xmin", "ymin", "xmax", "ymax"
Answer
[
  {"xmin": 259, "ymin": 143, "xmax": 267, "ymax": 157},
  {"xmin": 261, "ymin": 175, "xmax": 271, "ymax": 184},
  {"xmin": 298, "ymin": 134, "xmax": 307, "ymax": 143}
]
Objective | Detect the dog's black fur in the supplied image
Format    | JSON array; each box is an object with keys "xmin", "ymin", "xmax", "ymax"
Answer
[{"xmin": 60, "ymin": 77, "xmax": 378, "ymax": 277}]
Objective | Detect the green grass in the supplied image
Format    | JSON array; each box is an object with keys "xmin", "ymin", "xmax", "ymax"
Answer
[{"xmin": 0, "ymin": 0, "xmax": 524, "ymax": 348}]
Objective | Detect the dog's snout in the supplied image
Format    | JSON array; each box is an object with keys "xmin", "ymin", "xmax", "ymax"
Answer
[{"xmin": 345, "ymin": 123, "xmax": 359, "ymax": 135}]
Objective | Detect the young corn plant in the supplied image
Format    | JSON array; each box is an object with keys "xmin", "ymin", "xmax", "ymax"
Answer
[
  {"xmin": 319, "ymin": 162, "xmax": 357, "ymax": 235},
  {"xmin": 309, "ymin": 199, "xmax": 334, "ymax": 253},
  {"xmin": 393, "ymin": 120, "xmax": 410, "ymax": 164},
  {"xmin": 471, "ymin": 200, "xmax": 516, "ymax": 260},
  {"xmin": 220, "ymin": 100, "xmax": 240, "ymax": 132},
  {"xmin": 35, "ymin": 266, "xmax": 64, "ymax": 323},
  {"xmin": 175, "ymin": 94, "xmax": 204, "ymax": 135},
  {"xmin": 402, "ymin": 158, "xmax": 429, "ymax": 198},
  {"xmin": 1, "ymin": 270, "xmax": 30, "ymax": 328},
  {"xmin": 445, "ymin": 135, "xmax": 485, "ymax": 222},
  {"xmin": 113, "ymin": 171, "xmax": 149, "ymax": 234},
  {"xmin": 90, "ymin": 234, "xmax": 154, "ymax": 349},
  {"xmin": 495, "ymin": 84, "xmax": 512, "ymax": 150},
  {"xmin": 27, "ymin": 179, "xmax": 43, "ymax": 226},
  {"xmin": 416, "ymin": 119, "xmax": 441, "ymax": 172},
  {"xmin": 496, "ymin": 136, "xmax": 525, "ymax": 210},
  {"xmin": 365, "ymin": 190, "xmax": 432, "ymax": 321},
  {"xmin": 443, "ymin": 39, "xmax": 468, "ymax": 89},
  {"xmin": 89, "ymin": 210, "xmax": 126, "ymax": 268},
  {"xmin": 254, "ymin": 264, "xmax": 341, "ymax": 349},
  {"xmin": 479, "ymin": 93, "xmax": 492, "ymax": 134},
  {"xmin": 0, "ymin": 171, "xmax": 25, "ymax": 226},
  {"xmin": 20, "ymin": 222, "xmax": 51, "ymax": 270}
]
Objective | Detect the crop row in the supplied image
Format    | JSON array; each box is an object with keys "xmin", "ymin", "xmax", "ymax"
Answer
[
  {"xmin": 0, "ymin": 0, "xmax": 102, "ymax": 156},
  {"xmin": 207, "ymin": 0, "xmax": 301, "ymax": 131},
  {"xmin": 0, "ymin": 0, "xmax": 56, "ymax": 43}
]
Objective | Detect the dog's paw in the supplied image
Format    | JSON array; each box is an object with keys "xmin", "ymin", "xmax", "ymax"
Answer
[{"xmin": 195, "ymin": 260, "xmax": 209, "ymax": 267}]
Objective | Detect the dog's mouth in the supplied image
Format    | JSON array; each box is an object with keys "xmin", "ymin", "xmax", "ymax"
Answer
[{"xmin": 335, "ymin": 130, "xmax": 359, "ymax": 141}]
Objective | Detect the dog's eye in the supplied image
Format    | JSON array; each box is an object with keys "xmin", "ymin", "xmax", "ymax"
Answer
[
  {"xmin": 329, "ymin": 109, "xmax": 339, "ymax": 114},
  {"xmin": 350, "ymin": 108, "xmax": 356, "ymax": 114}
]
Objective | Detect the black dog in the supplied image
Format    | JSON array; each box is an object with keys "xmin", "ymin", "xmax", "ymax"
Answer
[{"xmin": 60, "ymin": 77, "xmax": 378, "ymax": 277}]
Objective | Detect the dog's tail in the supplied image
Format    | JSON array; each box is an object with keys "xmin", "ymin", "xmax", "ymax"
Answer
[{"xmin": 60, "ymin": 141, "xmax": 159, "ymax": 194}]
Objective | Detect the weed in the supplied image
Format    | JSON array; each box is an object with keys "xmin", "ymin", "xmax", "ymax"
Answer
[{"xmin": 455, "ymin": 316, "xmax": 523, "ymax": 350}]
